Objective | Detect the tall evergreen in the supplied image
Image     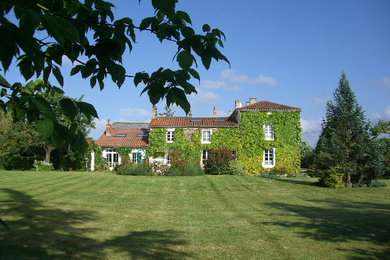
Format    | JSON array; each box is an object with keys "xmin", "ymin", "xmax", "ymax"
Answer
[{"xmin": 314, "ymin": 72, "xmax": 383, "ymax": 186}]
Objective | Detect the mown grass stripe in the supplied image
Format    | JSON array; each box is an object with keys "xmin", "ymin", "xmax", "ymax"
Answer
[{"xmin": 0, "ymin": 171, "xmax": 389, "ymax": 259}]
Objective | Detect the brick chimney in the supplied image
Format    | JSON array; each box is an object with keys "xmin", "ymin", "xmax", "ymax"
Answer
[
  {"xmin": 152, "ymin": 105, "xmax": 157, "ymax": 119},
  {"xmin": 235, "ymin": 100, "xmax": 242, "ymax": 109},
  {"xmin": 249, "ymin": 98, "xmax": 257, "ymax": 104},
  {"xmin": 212, "ymin": 106, "xmax": 217, "ymax": 117},
  {"xmin": 106, "ymin": 119, "xmax": 112, "ymax": 136}
]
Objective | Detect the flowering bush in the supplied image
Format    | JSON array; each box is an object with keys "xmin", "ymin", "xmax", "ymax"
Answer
[
  {"xmin": 169, "ymin": 151, "xmax": 187, "ymax": 171},
  {"xmin": 33, "ymin": 160, "xmax": 54, "ymax": 171},
  {"xmin": 204, "ymin": 147, "xmax": 235, "ymax": 175}
]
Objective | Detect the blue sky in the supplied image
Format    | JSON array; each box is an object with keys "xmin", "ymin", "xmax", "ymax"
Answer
[{"xmin": 3, "ymin": 0, "xmax": 390, "ymax": 146}]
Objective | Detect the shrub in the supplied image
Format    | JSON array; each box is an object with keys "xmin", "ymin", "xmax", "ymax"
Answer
[
  {"xmin": 228, "ymin": 160, "xmax": 245, "ymax": 176},
  {"xmin": 115, "ymin": 163, "xmax": 154, "ymax": 176},
  {"xmin": 319, "ymin": 167, "xmax": 345, "ymax": 188},
  {"xmin": 167, "ymin": 163, "xmax": 204, "ymax": 176},
  {"xmin": 33, "ymin": 160, "xmax": 54, "ymax": 171},
  {"xmin": 204, "ymin": 147, "xmax": 235, "ymax": 175},
  {"xmin": 182, "ymin": 164, "xmax": 204, "ymax": 176},
  {"xmin": 169, "ymin": 151, "xmax": 187, "ymax": 171},
  {"xmin": 258, "ymin": 174, "xmax": 278, "ymax": 179},
  {"xmin": 269, "ymin": 167, "xmax": 290, "ymax": 176},
  {"xmin": 3, "ymin": 154, "xmax": 35, "ymax": 170},
  {"xmin": 370, "ymin": 180, "xmax": 387, "ymax": 188}
]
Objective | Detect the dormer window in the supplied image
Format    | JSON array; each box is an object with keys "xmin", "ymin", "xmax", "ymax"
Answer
[
  {"xmin": 202, "ymin": 129, "xmax": 212, "ymax": 144},
  {"xmin": 264, "ymin": 124, "xmax": 274, "ymax": 140},
  {"xmin": 166, "ymin": 128, "xmax": 175, "ymax": 143}
]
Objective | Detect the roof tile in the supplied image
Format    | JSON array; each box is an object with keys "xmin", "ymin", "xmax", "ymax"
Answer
[
  {"xmin": 149, "ymin": 117, "xmax": 239, "ymax": 128},
  {"xmin": 237, "ymin": 100, "xmax": 301, "ymax": 111},
  {"xmin": 96, "ymin": 128, "xmax": 149, "ymax": 147}
]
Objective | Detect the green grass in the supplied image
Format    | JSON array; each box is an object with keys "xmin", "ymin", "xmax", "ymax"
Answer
[{"xmin": 1, "ymin": 171, "xmax": 389, "ymax": 259}]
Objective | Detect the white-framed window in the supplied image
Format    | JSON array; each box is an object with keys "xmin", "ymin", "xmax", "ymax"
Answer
[
  {"xmin": 131, "ymin": 152, "xmax": 138, "ymax": 164},
  {"xmin": 106, "ymin": 149, "xmax": 119, "ymax": 167},
  {"xmin": 264, "ymin": 124, "xmax": 274, "ymax": 140},
  {"xmin": 231, "ymin": 150, "xmax": 237, "ymax": 159},
  {"xmin": 166, "ymin": 128, "xmax": 175, "ymax": 143},
  {"xmin": 202, "ymin": 129, "xmax": 212, "ymax": 144},
  {"xmin": 263, "ymin": 148, "xmax": 276, "ymax": 168},
  {"xmin": 201, "ymin": 150, "xmax": 209, "ymax": 167},
  {"xmin": 166, "ymin": 152, "xmax": 171, "ymax": 165}
]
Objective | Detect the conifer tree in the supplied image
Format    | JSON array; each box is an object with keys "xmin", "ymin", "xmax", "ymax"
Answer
[{"xmin": 314, "ymin": 72, "xmax": 383, "ymax": 186}]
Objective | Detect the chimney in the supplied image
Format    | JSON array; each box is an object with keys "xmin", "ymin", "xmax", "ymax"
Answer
[
  {"xmin": 212, "ymin": 106, "xmax": 217, "ymax": 117},
  {"xmin": 249, "ymin": 98, "xmax": 257, "ymax": 104},
  {"xmin": 188, "ymin": 110, "xmax": 192, "ymax": 117},
  {"xmin": 106, "ymin": 119, "xmax": 112, "ymax": 136},
  {"xmin": 235, "ymin": 100, "xmax": 242, "ymax": 109},
  {"xmin": 246, "ymin": 101, "xmax": 250, "ymax": 106},
  {"xmin": 152, "ymin": 105, "xmax": 157, "ymax": 119}
]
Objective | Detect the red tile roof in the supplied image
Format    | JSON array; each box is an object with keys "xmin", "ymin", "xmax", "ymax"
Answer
[
  {"xmin": 237, "ymin": 100, "xmax": 301, "ymax": 111},
  {"xmin": 96, "ymin": 128, "xmax": 149, "ymax": 147},
  {"xmin": 150, "ymin": 117, "xmax": 239, "ymax": 128},
  {"xmin": 85, "ymin": 137, "xmax": 93, "ymax": 144}
]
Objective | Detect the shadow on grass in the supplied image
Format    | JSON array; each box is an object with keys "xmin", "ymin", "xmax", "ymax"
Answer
[
  {"xmin": 0, "ymin": 189, "xmax": 191, "ymax": 259},
  {"xmin": 100, "ymin": 230, "xmax": 191, "ymax": 259},
  {"xmin": 272, "ymin": 177, "xmax": 320, "ymax": 187},
  {"xmin": 262, "ymin": 199, "xmax": 390, "ymax": 259}
]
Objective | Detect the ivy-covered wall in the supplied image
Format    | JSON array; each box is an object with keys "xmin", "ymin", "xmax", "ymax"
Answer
[
  {"xmin": 148, "ymin": 110, "xmax": 301, "ymax": 176},
  {"xmin": 237, "ymin": 111, "xmax": 301, "ymax": 175}
]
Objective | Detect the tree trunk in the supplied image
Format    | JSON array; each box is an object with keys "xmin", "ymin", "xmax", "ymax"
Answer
[{"xmin": 44, "ymin": 145, "xmax": 53, "ymax": 163}]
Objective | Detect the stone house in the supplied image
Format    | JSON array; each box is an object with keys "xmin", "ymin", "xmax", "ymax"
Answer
[{"xmin": 91, "ymin": 98, "xmax": 302, "ymax": 175}]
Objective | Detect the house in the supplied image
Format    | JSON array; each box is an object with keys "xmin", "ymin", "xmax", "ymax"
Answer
[
  {"xmin": 91, "ymin": 98, "xmax": 302, "ymax": 175},
  {"xmin": 92, "ymin": 121, "xmax": 149, "ymax": 171}
]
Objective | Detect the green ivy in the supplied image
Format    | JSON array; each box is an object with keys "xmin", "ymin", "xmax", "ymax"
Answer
[
  {"xmin": 87, "ymin": 140, "xmax": 103, "ymax": 171},
  {"xmin": 148, "ymin": 111, "xmax": 301, "ymax": 176}
]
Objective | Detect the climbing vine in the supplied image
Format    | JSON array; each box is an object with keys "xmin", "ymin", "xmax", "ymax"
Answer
[{"xmin": 87, "ymin": 140, "xmax": 103, "ymax": 170}]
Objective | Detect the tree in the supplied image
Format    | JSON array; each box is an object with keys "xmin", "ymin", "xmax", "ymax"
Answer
[
  {"xmin": 0, "ymin": 80, "xmax": 95, "ymax": 169},
  {"xmin": 313, "ymin": 72, "xmax": 383, "ymax": 187},
  {"xmin": 159, "ymin": 105, "xmax": 175, "ymax": 117},
  {"xmin": 0, "ymin": 0, "xmax": 229, "ymax": 144},
  {"xmin": 372, "ymin": 120, "xmax": 390, "ymax": 176},
  {"xmin": 0, "ymin": 120, "xmax": 45, "ymax": 170},
  {"xmin": 300, "ymin": 141, "xmax": 314, "ymax": 168}
]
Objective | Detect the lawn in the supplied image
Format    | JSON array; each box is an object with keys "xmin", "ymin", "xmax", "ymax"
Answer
[{"xmin": 0, "ymin": 171, "xmax": 389, "ymax": 259}]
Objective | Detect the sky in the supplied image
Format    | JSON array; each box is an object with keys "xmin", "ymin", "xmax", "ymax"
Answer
[{"xmin": 3, "ymin": 0, "xmax": 390, "ymax": 146}]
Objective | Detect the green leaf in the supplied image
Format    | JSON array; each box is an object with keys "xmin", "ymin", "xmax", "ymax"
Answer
[
  {"xmin": 90, "ymin": 76, "xmax": 97, "ymax": 87},
  {"xmin": 52, "ymin": 66, "xmax": 64, "ymax": 86},
  {"xmin": 59, "ymin": 98, "xmax": 78, "ymax": 120},
  {"xmin": 201, "ymin": 52, "xmax": 212, "ymax": 70},
  {"xmin": 140, "ymin": 17, "xmax": 154, "ymax": 30},
  {"xmin": 188, "ymin": 69, "xmax": 200, "ymax": 82},
  {"xmin": 167, "ymin": 87, "xmax": 190, "ymax": 114},
  {"xmin": 181, "ymin": 27, "xmax": 194, "ymax": 38},
  {"xmin": 0, "ymin": 75, "xmax": 11, "ymax": 88},
  {"xmin": 70, "ymin": 65, "xmax": 83, "ymax": 76},
  {"xmin": 30, "ymin": 97, "xmax": 52, "ymax": 113},
  {"xmin": 76, "ymin": 101, "xmax": 98, "ymax": 119},
  {"xmin": 17, "ymin": 56, "xmax": 34, "ymax": 80},
  {"xmin": 43, "ymin": 66, "xmax": 52, "ymax": 83},
  {"xmin": 37, "ymin": 118, "xmax": 54, "ymax": 138},
  {"xmin": 176, "ymin": 11, "xmax": 192, "ymax": 24},
  {"xmin": 0, "ymin": 27, "xmax": 18, "ymax": 71},
  {"xmin": 202, "ymin": 24, "xmax": 211, "ymax": 32},
  {"xmin": 177, "ymin": 51, "xmax": 193, "ymax": 70}
]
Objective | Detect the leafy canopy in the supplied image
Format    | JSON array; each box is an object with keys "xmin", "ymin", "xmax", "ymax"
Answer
[{"xmin": 0, "ymin": 0, "xmax": 229, "ymax": 114}]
